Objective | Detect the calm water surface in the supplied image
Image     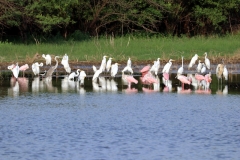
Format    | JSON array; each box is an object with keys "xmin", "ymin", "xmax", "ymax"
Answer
[{"xmin": 0, "ymin": 74, "xmax": 240, "ymax": 160}]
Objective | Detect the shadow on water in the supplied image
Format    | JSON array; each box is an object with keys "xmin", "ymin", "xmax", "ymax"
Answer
[{"xmin": 0, "ymin": 73, "xmax": 240, "ymax": 97}]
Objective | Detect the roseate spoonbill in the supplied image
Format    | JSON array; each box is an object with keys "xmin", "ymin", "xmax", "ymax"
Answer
[
  {"xmin": 195, "ymin": 73, "xmax": 205, "ymax": 87},
  {"xmin": 162, "ymin": 59, "xmax": 174, "ymax": 74},
  {"xmin": 32, "ymin": 62, "xmax": 43, "ymax": 76},
  {"xmin": 177, "ymin": 56, "xmax": 184, "ymax": 75},
  {"xmin": 78, "ymin": 70, "xmax": 87, "ymax": 85},
  {"xmin": 204, "ymin": 52, "xmax": 210, "ymax": 69},
  {"xmin": 19, "ymin": 64, "xmax": 29, "ymax": 77},
  {"xmin": 46, "ymin": 56, "xmax": 59, "ymax": 78},
  {"xmin": 68, "ymin": 69, "xmax": 80, "ymax": 80},
  {"xmin": 42, "ymin": 54, "xmax": 51, "ymax": 65},
  {"xmin": 196, "ymin": 60, "xmax": 202, "ymax": 72},
  {"xmin": 140, "ymin": 65, "xmax": 150, "ymax": 77},
  {"xmin": 111, "ymin": 63, "xmax": 120, "ymax": 77},
  {"xmin": 188, "ymin": 54, "xmax": 198, "ymax": 69},
  {"xmin": 61, "ymin": 53, "xmax": 71, "ymax": 74},
  {"xmin": 106, "ymin": 57, "xmax": 113, "ymax": 73},
  {"xmin": 99, "ymin": 55, "xmax": 108, "ymax": 72}
]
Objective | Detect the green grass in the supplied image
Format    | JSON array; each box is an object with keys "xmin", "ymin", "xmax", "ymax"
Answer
[{"xmin": 1, "ymin": 34, "xmax": 240, "ymax": 64}]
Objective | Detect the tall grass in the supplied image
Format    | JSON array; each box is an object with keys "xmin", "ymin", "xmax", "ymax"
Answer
[{"xmin": 1, "ymin": 34, "xmax": 240, "ymax": 64}]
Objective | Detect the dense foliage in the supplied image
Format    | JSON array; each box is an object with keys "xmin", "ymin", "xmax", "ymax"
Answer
[{"xmin": 1, "ymin": 0, "xmax": 240, "ymax": 43}]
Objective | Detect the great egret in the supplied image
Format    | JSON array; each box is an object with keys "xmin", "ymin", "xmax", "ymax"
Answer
[
  {"xmin": 177, "ymin": 56, "xmax": 184, "ymax": 75},
  {"xmin": 204, "ymin": 52, "xmax": 210, "ymax": 69},
  {"xmin": 19, "ymin": 64, "xmax": 29, "ymax": 77},
  {"xmin": 42, "ymin": 54, "xmax": 52, "ymax": 65},
  {"xmin": 150, "ymin": 58, "xmax": 160, "ymax": 76},
  {"xmin": 78, "ymin": 70, "xmax": 87, "ymax": 85},
  {"xmin": 46, "ymin": 56, "xmax": 59, "ymax": 78},
  {"xmin": 162, "ymin": 59, "xmax": 174, "ymax": 74},
  {"xmin": 92, "ymin": 65, "xmax": 97, "ymax": 73},
  {"xmin": 9, "ymin": 63, "xmax": 20, "ymax": 79},
  {"xmin": 223, "ymin": 65, "xmax": 228, "ymax": 81},
  {"xmin": 196, "ymin": 60, "xmax": 202, "ymax": 72},
  {"xmin": 188, "ymin": 54, "xmax": 198, "ymax": 69},
  {"xmin": 176, "ymin": 74, "xmax": 191, "ymax": 88},
  {"xmin": 99, "ymin": 55, "xmax": 108, "ymax": 72},
  {"xmin": 111, "ymin": 63, "xmax": 120, "ymax": 77},
  {"xmin": 32, "ymin": 62, "xmax": 43, "ymax": 76},
  {"xmin": 201, "ymin": 63, "xmax": 206, "ymax": 74},
  {"xmin": 106, "ymin": 57, "xmax": 113, "ymax": 73},
  {"xmin": 92, "ymin": 69, "xmax": 102, "ymax": 82},
  {"xmin": 68, "ymin": 69, "xmax": 80, "ymax": 80},
  {"xmin": 61, "ymin": 53, "xmax": 71, "ymax": 74}
]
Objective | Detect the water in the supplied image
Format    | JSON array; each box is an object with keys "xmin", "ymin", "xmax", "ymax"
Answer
[{"xmin": 0, "ymin": 74, "xmax": 240, "ymax": 160}]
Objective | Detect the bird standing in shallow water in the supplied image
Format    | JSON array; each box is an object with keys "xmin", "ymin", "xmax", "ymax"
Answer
[
  {"xmin": 204, "ymin": 52, "xmax": 210, "ymax": 70},
  {"xmin": 188, "ymin": 54, "xmax": 198, "ymax": 69},
  {"xmin": 162, "ymin": 59, "xmax": 174, "ymax": 74}
]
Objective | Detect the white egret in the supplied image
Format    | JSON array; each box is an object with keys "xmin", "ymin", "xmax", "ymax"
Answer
[
  {"xmin": 78, "ymin": 70, "xmax": 87, "ymax": 85},
  {"xmin": 201, "ymin": 63, "xmax": 206, "ymax": 74},
  {"xmin": 32, "ymin": 62, "xmax": 43, "ymax": 76},
  {"xmin": 204, "ymin": 52, "xmax": 210, "ymax": 69},
  {"xmin": 223, "ymin": 65, "xmax": 228, "ymax": 81},
  {"xmin": 177, "ymin": 56, "xmax": 184, "ymax": 75},
  {"xmin": 42, "ymin": 54, "xmax": 52, "ymax": 65},
  {"xmin": 188, "ymin": 54, "xmax": 198, "ymax": 69},
  {"xmin": 106, "ymin": 57, "xmax": 113, "ymax": 73},
  {"xmin": 61, "ymin": 53, "xmax": 71, "ymax": 74},
  {"xmin": 99, "ymin": 55, "xmax": 108, "ymax": 72},
  {"xmin": 92, "ymin": 65, "xmax": 97, "ymax": 73},
  {"xmin": 150, "ymin": 58, "xmax": 160, "ymax": 76},
  {"xmin": 111, "ymin": 63, "xmax": 120, "ymax": 77},
  {"xmin": 92, "ymin": 69, "xmax": 102, "ymax": 82},
  {"xmin": 196, "ymin": 60, "xmax": 202, "ymax": 72},
  {"xmin": 68, "ymin": 69, "xmax": 80, "ymax": 81},
  {"xmin": 9, "ymin": 63, "xmax": 20, "ymax": 79},
  {"xmin": 162, "ymin": 59, "xmax": 174, "ymax": 74}
]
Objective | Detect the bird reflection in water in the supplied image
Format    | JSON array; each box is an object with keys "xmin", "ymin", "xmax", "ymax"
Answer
[{"xmin": 8, "ymin": 77, "xmax": 29, "ymax": 97}]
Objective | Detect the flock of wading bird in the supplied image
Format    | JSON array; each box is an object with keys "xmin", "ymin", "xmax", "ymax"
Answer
[{"xmin": 7, "ymin": 52, "xmax": 228, "ymax": 92}]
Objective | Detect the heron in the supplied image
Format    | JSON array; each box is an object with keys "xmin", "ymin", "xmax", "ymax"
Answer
[
  {"xmin": 32, "ymin": 62, "xmax": 43, "ymax": 76},
  {"xmin": 177, "ymin": 56, "xmax": 184, "ymax": 75},
  {"xmin": 45, "ymin": 56, "xmax": 59, "ymax": 78}
]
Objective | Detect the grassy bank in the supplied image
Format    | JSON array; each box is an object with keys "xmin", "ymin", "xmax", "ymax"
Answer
[{"xmin": 1, "ymin": 34, "xmax": 240, "ymax": 65}]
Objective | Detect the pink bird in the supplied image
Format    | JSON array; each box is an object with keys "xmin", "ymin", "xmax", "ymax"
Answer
[
  {"xmin": 141, "ymin": 72, "xmax": 158, "ymax": 85},
  {"xmin": 124, "ymin": 75, "xmax": 138, "ymax": 88},
  {"xmin": 163, "ymin": 73, "xmax": 169, "ymax": 81},
  {"xmin": 177, "ymin": 74, "xmax": 191, "ymax": 88},
  {"xmin": 205, "ymin": 72, "xmax": 212, "ymax": 83},
  {"xmin": 19, "ymin": 64, "xmax": 29, "ymax": 77},
  {"xmin": 140, "ymin": 65, "xmax": 150, "ymax": 77},
  {"xmin": 195, "ymin": 73, "xmax": 205, "ymax": 81}
]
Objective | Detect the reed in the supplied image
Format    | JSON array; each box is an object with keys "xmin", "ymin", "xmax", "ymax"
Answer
[{"xmin": 1, "ymin": 34, "xmax": 240, "ymax": 64}]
